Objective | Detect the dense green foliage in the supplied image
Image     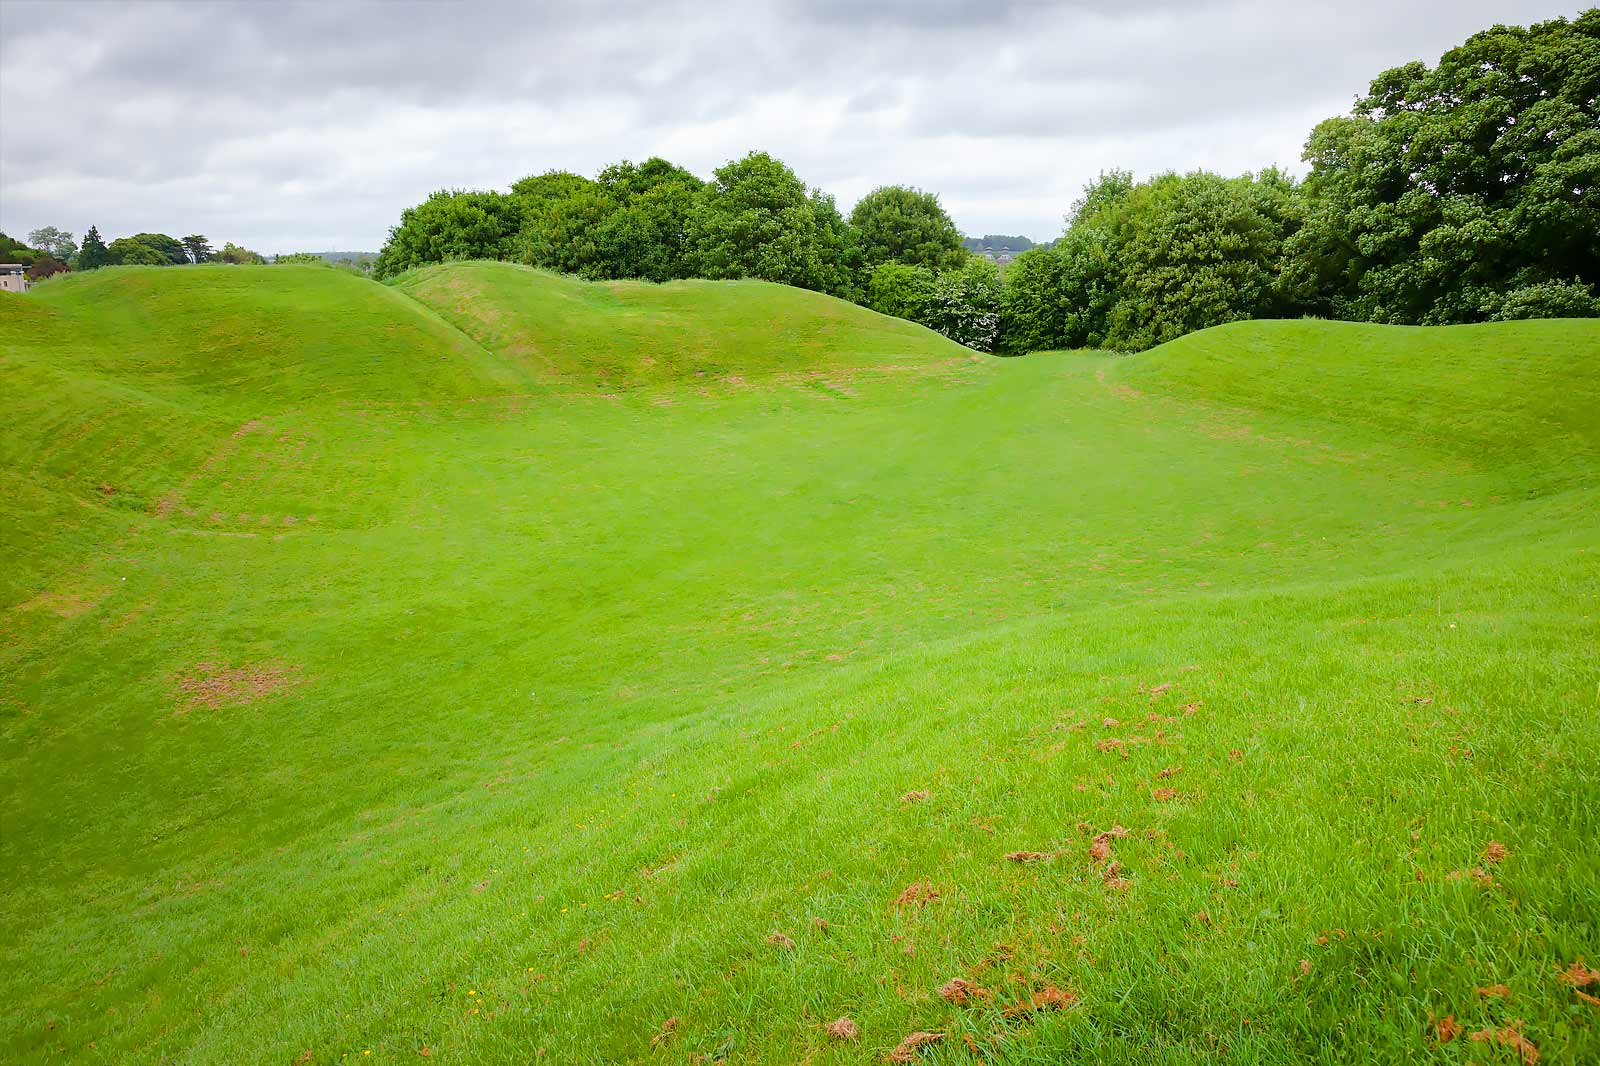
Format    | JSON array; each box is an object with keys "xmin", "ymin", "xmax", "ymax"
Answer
[
  {"xmin": 921, "ymin": 256, "xmax": 1004, "ymax": 351},
  {"xmin": 107, "ymin": 232, "xmax": 187, "ymax": 266},
  {"xmin": 865, "ymin": 260, "xmax": 936, "ymax": 321},
  {"xmin": 0, "ymin": 232, "xmax": 42, "ymax": 266},
  {"xmin": 1283, "ymin": 9, "xmax": 1600, "ymax": 324},
  {"xmin": 848, "ymin": 185, "xmax": 966, "ymax": 272},
  {"xmin": 1103, "ymin": 169, "xmax": 1299, "ymax": 351},
  {"xmin": 998, "ymin": 169, "xmax": 1298, "ymax": 351},
  {"xmin": 684, "ymin": 151, "xmax": 860, "ymax": 298},
  {"xmin": 217, "ymin": 242, "xmax": 266, "ymax": 265},
  {"xmin": 2, "ymin": 264, "xmax": 1597, "ymax": 1062},
  {"xmin": 515, "ymin": 159, "xmax": 705, "ymax": 283},
  {"xmin": 371, "ymin": 189, "xmax": 522, "ymax": 278}
]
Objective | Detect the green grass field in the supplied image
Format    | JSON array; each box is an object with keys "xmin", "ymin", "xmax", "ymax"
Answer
[{"xmin": 2, "ymin": 262, "xmax": 1597, "ymax": 1064}]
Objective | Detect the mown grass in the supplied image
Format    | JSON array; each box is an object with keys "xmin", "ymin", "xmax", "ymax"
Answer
[{"xmin": 1, "ymin": 264, "xmax": 1596, "ymax": 1064}]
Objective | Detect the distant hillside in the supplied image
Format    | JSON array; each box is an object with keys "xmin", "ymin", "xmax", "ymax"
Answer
[
  {"xmin": 276, "ymin": 251, "xmax": 377, "ymax": 268},
  {"xmin": 962, "ymin": 233, "xmax": 1045, "ymax": 257}
]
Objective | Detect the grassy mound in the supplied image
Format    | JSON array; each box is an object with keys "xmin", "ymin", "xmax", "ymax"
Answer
[
  {"xmin": 392, "ymin": 260, "xmax": 974, "ymax": 386},
  {"xmin": 2, "ymin": 267, "xmax": 1597, "ymax": 1063}
]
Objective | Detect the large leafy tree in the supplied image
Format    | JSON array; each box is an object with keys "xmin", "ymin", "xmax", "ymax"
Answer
[
  {"xmin": 510, "ymin": 170, "xmax": 594, "ymax": 209},
  {"xmin": 27, "ymin": 226, "xmax": 76, "ymax": 261},
  {"xmin": 1285, "ymin": 10, "xmax": 1600, "ymax": 323},
  {"xmin": 848, "ymin": 185, "xmax": 966, "ymax": 271},
  {"xmin": 997, "ymin": 171, "xmax": 1136, "ymax": 352},
  {"xmin": 591, "ymin": 158, "xmax": 704, "ymax": 281},
  {"xmin": 866, "ymin": 261, "xmax": 936, "ymax": 321},
  {"xmin": 1104, "ymin": 172, "xmax": 1291, "ymax": 350},
  {"xmin": 1000, "ymin": 227, "xmax": 1120, "ymax": 352},
  {"xmin": 516, "ymin": 181, "xmax": 618, "ymax": 277},
  {"xmin": 517, "ymin": 158, "xmax": 705, "ymax": 281},
  {"xmin": 685, "ymin": 151, "xmax": 859, "ymax": 297},
  {"xmin": 999, "ymin": 168, "xmax": 1296, "ymax": 353},
  {"xmin": 182, "ymin": 235, "xmax": 214, "ymax": 263},
  {"xmin": 139, "ymin": 233, "xmax": 189, "ymax": 265},
  {"xmin": 107, "ymin": 234, "xmax": 185, "ymax": 266},
  {"xmin": 372, "ymin": 189, "xmax": 523, "ymax": 279},
  {"xmin": 218, "ymin": 242, "xmax": 266, "ymax": 265}
]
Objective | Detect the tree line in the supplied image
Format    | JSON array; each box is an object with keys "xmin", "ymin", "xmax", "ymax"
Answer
[
  {"xmin": 1, "ymin": 226, "xmax": 270, "ymax": 278},
  {"xmin": 369, "ymin": 13, "xmax": 1596, "ymax": 352},
  {"xmin": 377, "ymin": 12, "xmax": 1595, "ymax": 352}
]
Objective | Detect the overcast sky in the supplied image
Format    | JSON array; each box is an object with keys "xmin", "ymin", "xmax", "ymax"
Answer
[{"xmin": 0, "ymin": 0, "xmax": 1587, "ymax": 253}]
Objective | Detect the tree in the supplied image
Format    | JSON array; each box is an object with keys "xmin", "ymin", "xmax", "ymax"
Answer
[
  {"xmin": 1284, "ymin": 10, "xmax": 1600, "ymax": 323},
  {"xmin": 516, "ymin": 181, "xmax": 620, "ymax": 277},
  {"xmin": 1103, "ymin": 172, "xmax": 1291, "ymax": 351},
  {"xmin": 107, "ymin": 236, "xmax": 171, "ymax": 266},
  {"xmin": 134, "ymin": 233, "xmax": 188, "ymax": 265},
  {"xmin": 590, "ymin": 179, "xmax": 701, "ymax": 281},
  {"xmin": 28, "ymin": 226, "xmax": 76, "ymax": 261},
  {"xmin": 998, "ymin": 246, "xmax": 1068, "ymax": 352},
  {"xmin": 372, "ymin": 189, "xmax": 522, "ymax": 278},
  {"xmin": 218, "ymin": 242, "xmax": 266, "ymax": 265},
  {"xmin": 274, "ymin": 252, "xmax": 326, "ymax": 265},
  {"xmin": 0, "ymin": 232, "xmax": 37, "ymax": 265},
  {"xmin": 105, "ymin": 233, "xmax": 187, "ymax": 266},
  {"xmin": 922, "ymin": 257, "xmax": 1004, "ymax": 352},
  {"xmin": 1068, "ymin": 170, "xmax": 1135, "ymax": 230},
  {"xmin": 589, "ymin": 157, "xmax": 705, "ymax": 281},
  {"xmin": 25, "ymin": 255, "xmax": 69, "ymax": 281},
  {"xmin": 866, "ymin": 261, "xmax": 936, "ymax": 322},
  {"xmin": 848, "ymin": 185, "xmax": 966, "ymax": 271},
  {"xmin": 182, "ymin": 235, "xmax": 214, "ymax": 263},
  {"xmin": 77, "ymin": 226, "xmax": 110, "ymax": 270},
  {"xmin": 510, "ymin": 170, "xmax": 595, "ymax": 209},
  {"xmin": 685, "ymin": 151, "xmax": 860, "ymax": 297}
]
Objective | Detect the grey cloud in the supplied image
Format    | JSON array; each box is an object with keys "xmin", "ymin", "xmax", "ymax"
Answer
[{"xmin": 1, "ymin": 0, "xmax": 1589, "ymax": 251}]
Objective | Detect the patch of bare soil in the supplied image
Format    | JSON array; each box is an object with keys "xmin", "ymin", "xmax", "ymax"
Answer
[
  {"xmin": 12, "ymin": 586, "xmax": 108, "ymax": 619},
  {"xmin": 173, "ymin": 661, "xmax": 302, "ymax": 713}
]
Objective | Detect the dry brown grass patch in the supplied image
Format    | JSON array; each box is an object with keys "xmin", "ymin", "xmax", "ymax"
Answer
[
  {"xmin": 888, "ymin": 1031, "xmax": 942, "ymax": 1062},
  {"xmin": 1558, "ymin": 959, "xmax": 1599, "ymax": 987},
  {"xmin": 1469, "ymin": 1023, "xmax": 1539, "ymax": 1064},
  {"xmin": 938, "ymin": 977, "xmax": 991, "ymax": 1005},
  {"xmin": 894, "ymin": 880, "xmax": 939, "ymax": 908},
  {"xmin": 825, "ymin": 1017, "xmax": 859, "ymax": 1041},
  {"xmin": 173, "ymin": 661, "xmax": 302, "ymax": 713}
]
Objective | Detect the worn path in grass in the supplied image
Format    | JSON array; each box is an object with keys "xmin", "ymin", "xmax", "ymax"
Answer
[{"xmin": 2, "ymin": 263, "xmax": 1597, "ymax": 1063}]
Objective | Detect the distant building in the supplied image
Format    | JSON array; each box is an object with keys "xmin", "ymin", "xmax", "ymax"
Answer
[{"xmin": 0, "ymin": 264, "xmax": 27, "ymax": 294}]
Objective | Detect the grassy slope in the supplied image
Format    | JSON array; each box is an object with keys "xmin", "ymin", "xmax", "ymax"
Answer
[
  {"xmin": 391, "ymin": 260, "xmax": 976, "ymax": 386},
  {"xmin": 1, "ymin": 266, "xmax": 1597, "ymax": 1064}
]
